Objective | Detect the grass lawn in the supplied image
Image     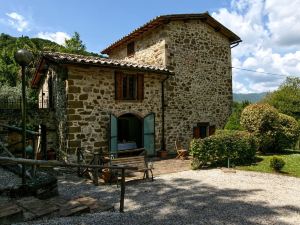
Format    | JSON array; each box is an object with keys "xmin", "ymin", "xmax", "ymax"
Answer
[{"xmin": 237, "ymin": 150, "xmax": 300, "ymax": 178}]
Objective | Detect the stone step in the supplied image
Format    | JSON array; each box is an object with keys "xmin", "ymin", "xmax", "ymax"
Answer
[
  {"xmin": 16, "ymin": 197, "xmax": 59, "ymax": 220},
  {"xmin": 60, "ymin": 205, "xmax": 90, "ymax": 217},
  {"xmin": 0, "ymin": 204, "xmax": 23, "ymax": 225}
]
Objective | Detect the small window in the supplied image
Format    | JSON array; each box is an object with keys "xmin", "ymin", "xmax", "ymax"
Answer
[
  {"xmin": 127, "ymin": 41, "xmax": 135, "ymax": 56},
  {"xmin": 115, "ymin": 72, "xmax": 143, "ymax": 101},
  {"xmin": 193, "ymin": 123, "xmax": 215, "ymax": 139}
]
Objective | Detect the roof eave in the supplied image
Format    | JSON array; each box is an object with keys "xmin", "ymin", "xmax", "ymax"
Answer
[{"xmin": 101, "ymin": 13, "xmax": 241, "ymax": 54}]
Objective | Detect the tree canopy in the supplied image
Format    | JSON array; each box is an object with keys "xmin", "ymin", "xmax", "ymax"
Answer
[
  {"xmin": 225, "ymin": 101, "xmax": 250, "ymax": 130},
  {"xmin": 64, "ymin": 32, "xmax": 86, "ymax": 54},
  {"xmin": 0, "ymin": 32, "xmax": 100, "ymax": 87},
  {"xmin": 262, "ymin": 77, "xmax": 300, "ymax": 120}
]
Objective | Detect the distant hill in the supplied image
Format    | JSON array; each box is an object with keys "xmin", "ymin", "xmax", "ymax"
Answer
[{"xmin": 233, "ymin": 92, "xmax": 268, "ymax": 103}]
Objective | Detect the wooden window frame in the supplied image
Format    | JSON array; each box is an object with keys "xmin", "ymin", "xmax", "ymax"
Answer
[
  {"xmin": 193, "ymin": 123, "xmax": 216, "ymax": 139},
  {"xmin": 115, "ymin": 72, "xmax": 144, "ymax": 101}
]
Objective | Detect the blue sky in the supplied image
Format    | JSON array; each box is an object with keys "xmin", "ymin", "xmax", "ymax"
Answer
[{"xmin": 1, "ymin": 0, "xmax": 300, "ymax": 93}]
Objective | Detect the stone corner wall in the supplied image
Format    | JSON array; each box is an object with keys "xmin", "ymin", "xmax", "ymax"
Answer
[
  {"xmin": 163, "ymin": 20, "xmax": 233, "ymax": 151},
  {"xmin": 37, "ymin": 65, "xmax": 68, "ymax": 158}
]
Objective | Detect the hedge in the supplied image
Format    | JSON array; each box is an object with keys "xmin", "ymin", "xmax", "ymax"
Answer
[{"xmin": 190, "ymin": 130, "xmax": 257, "ymax": 169}]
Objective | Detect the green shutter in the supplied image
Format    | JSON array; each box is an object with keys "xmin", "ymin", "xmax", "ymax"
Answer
[{"xmin": 143, "ymin": 113, "xmax": 155, "ymax": 156}]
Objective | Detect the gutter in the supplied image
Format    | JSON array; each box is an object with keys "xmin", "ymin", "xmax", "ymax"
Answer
[{"xmin": 230, "ymin": 40, "xmax": 242, "ymax": 49}]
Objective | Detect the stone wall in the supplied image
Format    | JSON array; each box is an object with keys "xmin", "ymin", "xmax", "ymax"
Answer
[
  {"xmin": 107, "ymin": 19, "xmax": 233, "ymax": 152},
  {"xmin": 65, "ymin": 65, "xmax": 163, "ymax": 159},
  {"xmin": 37, "ymin": 65, "xmax": 68, "ymax": 158},
  {"xmin": 163, "ymin": 20, "xmax": 232, "ymax": 151},
  {"xmin": 108, "ymin": 26, "xmax": 166, "ymax": 67}
]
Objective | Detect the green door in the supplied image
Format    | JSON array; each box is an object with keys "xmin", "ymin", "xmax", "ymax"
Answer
[
  {"xmin": 110, "ymin": 114, "xmax": 118, "ymax": 155},
  {"xmin": 143, "ymin": 113, "xmax": 155, "ymax": 156}
]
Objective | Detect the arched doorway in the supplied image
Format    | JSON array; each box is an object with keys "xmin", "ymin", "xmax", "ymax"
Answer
[
  {"xmin": 109, "ymin": 112, "xmax": 155, "ymax": 156},
  {"xmin": 117, "ymin": 113, "xmax": 142, "ymax": 150}
]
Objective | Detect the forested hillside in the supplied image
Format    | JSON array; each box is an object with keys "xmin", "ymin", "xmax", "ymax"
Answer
[
  {"xmin": 233, "ymin": 92, "xmax": 268, "ymax": 103},
  {"xmin": 0, "ymin": 32, "xmax": 100, "ymax": 86}
]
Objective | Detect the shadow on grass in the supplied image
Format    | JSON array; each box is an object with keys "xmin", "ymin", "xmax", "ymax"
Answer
[{"xmin": 262, "ymin": 149, "xmax": 300, "ymax": 155}]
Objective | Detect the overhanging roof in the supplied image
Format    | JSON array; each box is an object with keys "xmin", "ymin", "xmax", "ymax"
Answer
[{"xmin": 101, "ymin": 12, "xmax": 242, "ymax": 54}]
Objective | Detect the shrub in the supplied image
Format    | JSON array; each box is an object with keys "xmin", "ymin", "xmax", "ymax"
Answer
[
  {"xmin": 190, "ymin": 130, "xmax": 257, "ymax": 169},
  {"xmin": 240, "ymin": 104, "xmax": 300, "ymax": 153},
  {"xmin": 270, "ymin": 157, "xmax": 285, "ymax": 172},
  {"xmin": 276, "ymin": 113, "xmax": 300, "ymax": 150}
]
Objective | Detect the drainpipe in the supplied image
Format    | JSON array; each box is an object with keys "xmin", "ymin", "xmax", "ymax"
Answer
[{"xmin": 161, "ymin": 74, "xmax": 170, "ymax": 151}]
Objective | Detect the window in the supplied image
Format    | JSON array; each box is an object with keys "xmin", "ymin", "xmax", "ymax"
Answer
[
  {"xmin": 127, "ymin": 41, "xmax": 135, "ymax": 56},
  {"xmin": 193, "ymin": 123, "xmax": 215, "ymax": 139},
  {"xmin": 115, "ymin": 72, "xmax": 144, "ymax": 101}
]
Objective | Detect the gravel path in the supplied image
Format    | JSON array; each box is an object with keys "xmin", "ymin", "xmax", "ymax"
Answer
[{"xmin": 15, "ymin": 169, "xmax": 300, "ymax": 225}]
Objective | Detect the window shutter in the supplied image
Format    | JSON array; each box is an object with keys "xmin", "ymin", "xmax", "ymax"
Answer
[
  {"xmin": 209, "ymin": 125, "xmax": 216, "ymax": 136},
  {"xmin": 137, "ymin": 74, "xmax": 144, "ymax": 101},
  {"xmin": 193, "ymin": 127, "xmax": 200, "ymax": 139},
  {"xmin": 115, "ymin": 72, "xmax": 123, "ymax": 100}
]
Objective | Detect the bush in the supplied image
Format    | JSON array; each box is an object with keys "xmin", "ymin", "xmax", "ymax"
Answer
[
  {"xmin": 190, "ymin": 130, "xmax": 257, "ymax": 169},
  {"xmin": 240, "ymin": 104, "xmax": 300, "ymax": 153},
  {"xmin": 276, "ymin": 113, "xmax": 300, "ymax": 150},
  {"xmin": 270, "ymin": 157, "xmax": 285, "ymax": 171}
]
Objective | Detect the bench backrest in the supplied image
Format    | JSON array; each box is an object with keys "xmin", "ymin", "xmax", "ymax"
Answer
[{"xmin": 111, "ymin": 155, "xmax": 147, "ymax": 170}]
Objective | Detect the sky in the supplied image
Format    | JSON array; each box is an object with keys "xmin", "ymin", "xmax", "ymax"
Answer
[{"xmin": 1, "ymin": 0, "xmax": 300, "ymax": 94}]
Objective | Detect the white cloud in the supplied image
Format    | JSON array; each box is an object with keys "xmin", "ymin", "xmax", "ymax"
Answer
[
  {"xmin": 213, "ymin": 0, "xmax": 300, "ymax": 93},
  {"xmin": 5, "ymin": 12, "xmax": 29, "ymax": 32},
  {"xmin": 37, "ymin": 32, "xmax": 71, "ymax": 45},
  {"xmin": 265, "ymin": 0, "xmax": 300, "ymax": 46}
]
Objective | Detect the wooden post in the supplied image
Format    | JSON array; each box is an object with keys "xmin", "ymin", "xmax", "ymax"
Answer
[
  {"xmin": 32, "ymin": 136, "xmax": 36, "ymax": 177},
  {"xmin": 120, "ymin": 168, "xmax": 125, "ymax": 212},
  {"xmin": 77, "ymin": 148, "xmax": 81, "ymax": 177},
  {"xmin": 40, "ymin": 125, "xmax": 47, "ymax": 160},
  {"xmin": 93, "ymin": 153, "xmax": 100, "ymax": 186}
]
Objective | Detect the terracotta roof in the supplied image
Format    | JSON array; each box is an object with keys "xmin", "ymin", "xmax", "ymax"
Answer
[
  {"xmin": 31, "ymin": 52, "xmax": 172, "ymax": 88},
  {"xmin": 101, "ymin": 12, "xmax": 242, "ymax": 54}
]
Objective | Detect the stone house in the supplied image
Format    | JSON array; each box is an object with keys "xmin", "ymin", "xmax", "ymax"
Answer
[{"xmin": 32, "ymin": 12, "xmax": 241, "ymax": 159}]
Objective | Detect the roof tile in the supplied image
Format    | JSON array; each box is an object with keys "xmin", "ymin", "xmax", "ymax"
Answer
[{"xmin": 42, "ymin": 52, "xmax": 172, "ymax": 74}]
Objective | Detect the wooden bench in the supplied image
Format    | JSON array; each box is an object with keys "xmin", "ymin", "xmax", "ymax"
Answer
[{"xmin": 110, "ymin": 155, "xmax": 153, "ymax": 181}]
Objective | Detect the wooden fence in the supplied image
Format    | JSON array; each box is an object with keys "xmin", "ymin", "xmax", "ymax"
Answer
[{"xmin": 0, "ymin": 156, "xmax": 137, "ymax": 212}]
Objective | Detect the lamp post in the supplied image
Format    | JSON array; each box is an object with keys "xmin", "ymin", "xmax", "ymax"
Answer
[{"xmin": 14, "ymin": 49, "xmax": 33, "ymax": 184}]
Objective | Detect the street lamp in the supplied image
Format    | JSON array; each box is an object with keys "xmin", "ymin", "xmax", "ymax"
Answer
[{"xmin": 14, "ymin": 49, "xmax": 33, "ymax": 184}]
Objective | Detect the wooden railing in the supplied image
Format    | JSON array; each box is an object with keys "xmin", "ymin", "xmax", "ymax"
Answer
[{"xmin": 0, "ymin": 156, "xmax": 137, "ymax": 212}]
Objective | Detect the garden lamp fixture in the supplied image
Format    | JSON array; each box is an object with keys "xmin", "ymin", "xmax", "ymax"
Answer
[{"xmin": 14, "ymin": 49, "xmax": 33, "ymax": 184}]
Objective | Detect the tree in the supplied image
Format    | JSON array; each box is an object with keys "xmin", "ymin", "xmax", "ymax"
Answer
[
  {"xmin": 64, "ymin": 32, "xmax": 86, "ymax": 54},
  {"xmin": 225, "ymin": 101, "xmax": 250, "ymax": 130},
  {"xmin": 240, "ymin": 103, "xmax": 300, "ymax": 153},
  {"xmin": 262, "ymin": 77, "xmax": 300, "ymax": 120},
  {"xmin": 0, "ymin": 33, "xmax": 98, "ymax": 88}
]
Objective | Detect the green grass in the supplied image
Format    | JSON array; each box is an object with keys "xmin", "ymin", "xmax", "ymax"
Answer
[{"xmin": 237, "ymin": 150, "xmax": 300, "ymax": 178}]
